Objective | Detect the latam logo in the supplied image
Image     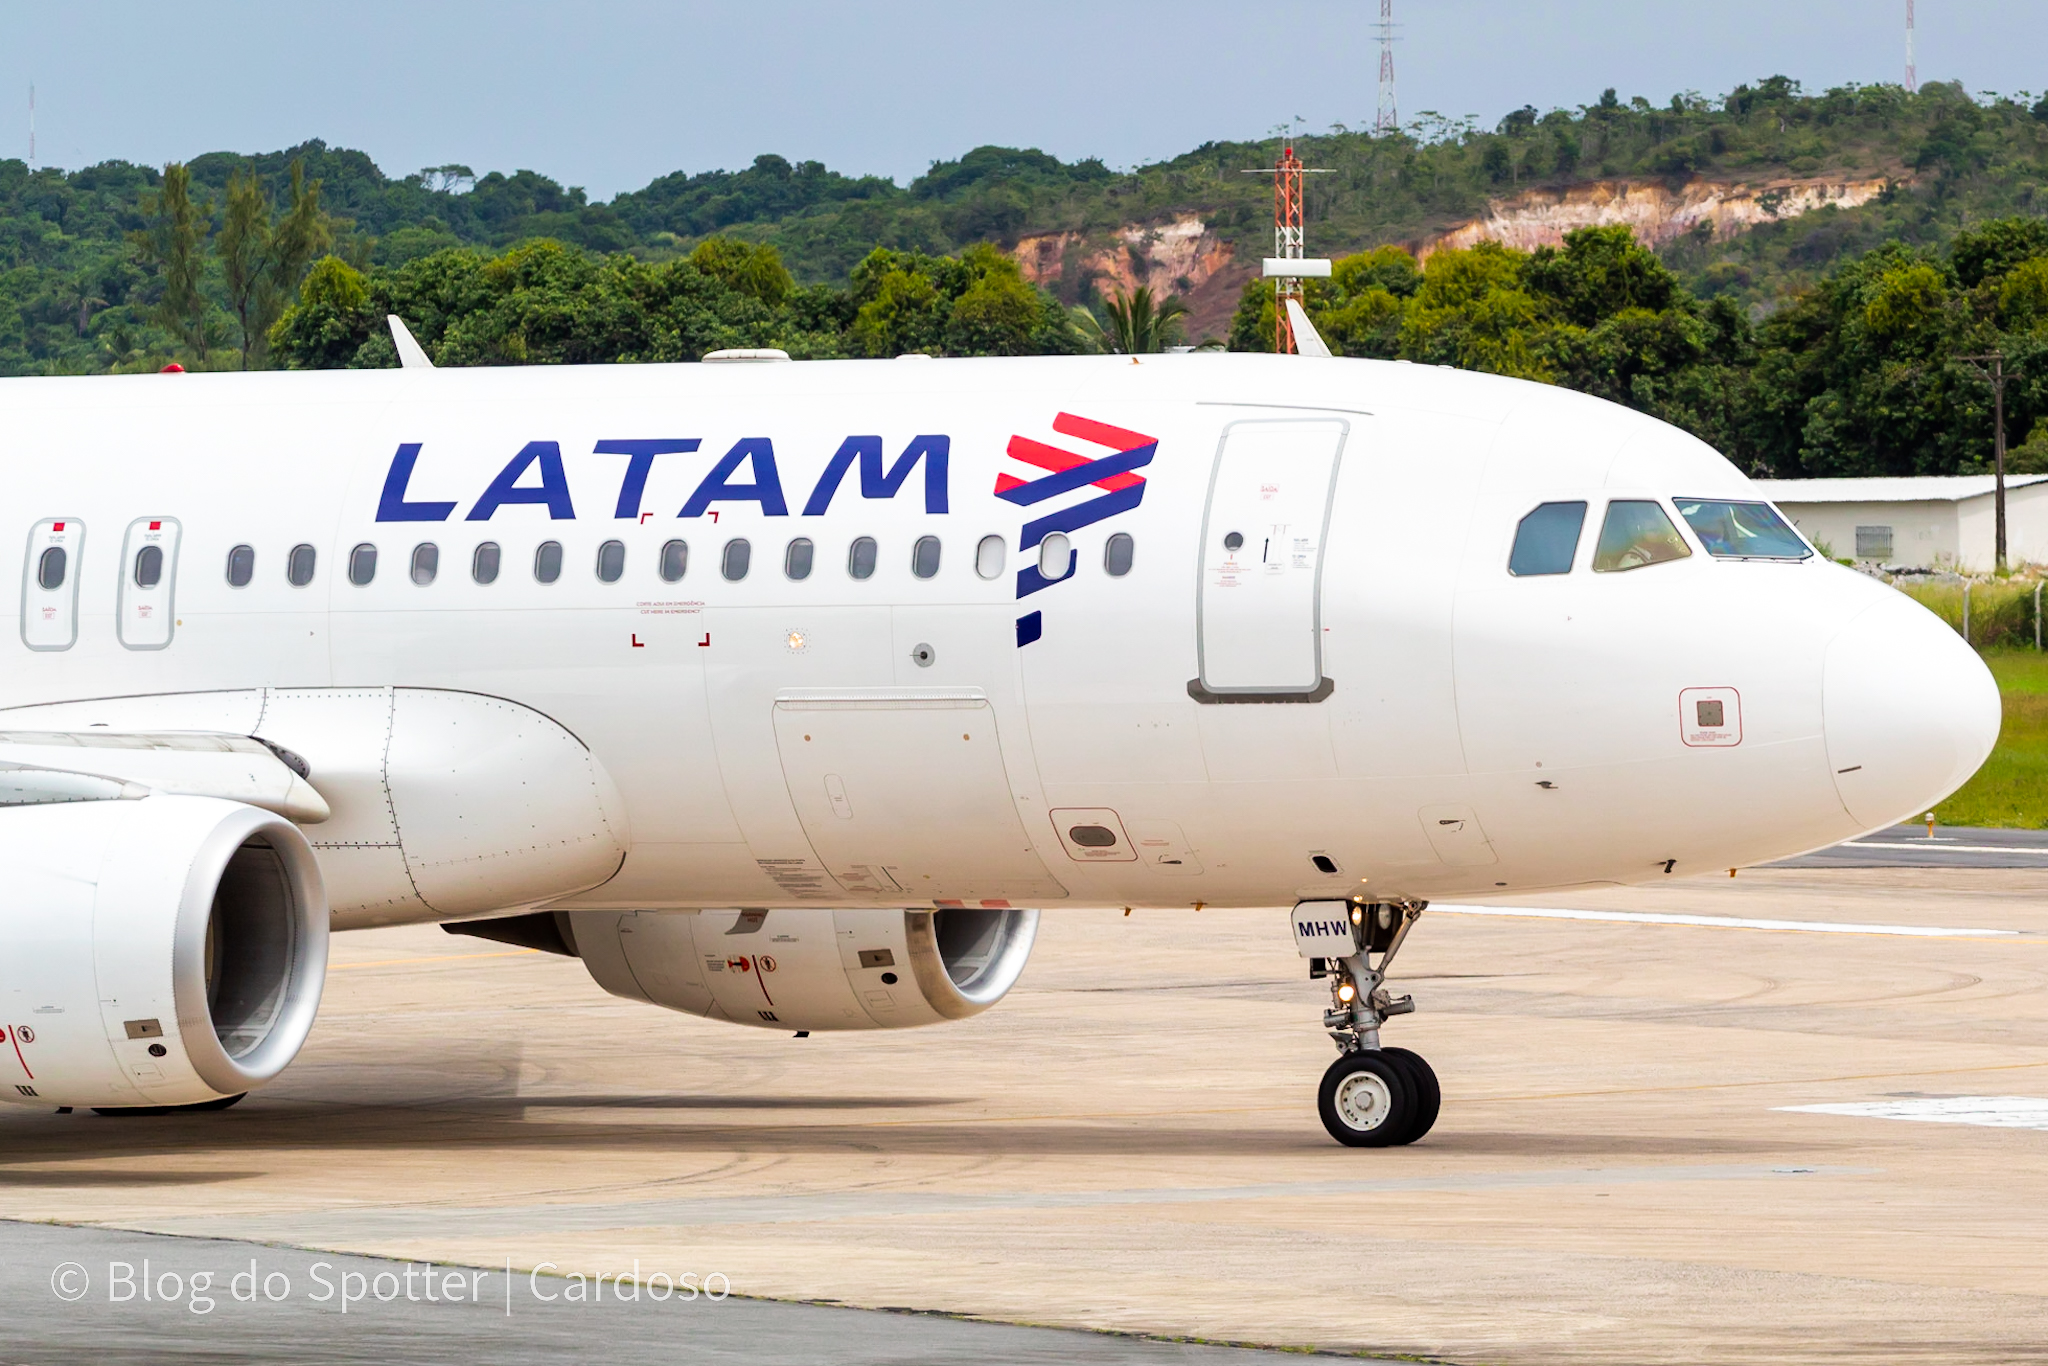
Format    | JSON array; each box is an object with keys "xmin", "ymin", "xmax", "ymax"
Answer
[
  {"xmin": 997, "ymin": 413, "xmax": 1157, "ymax": 648},
  {"xmin": 376, "ymin": 436, "xmax": 950, "ymax": 523}
]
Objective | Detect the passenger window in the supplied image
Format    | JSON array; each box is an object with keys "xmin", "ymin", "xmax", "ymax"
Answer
[
  {"xmin": 37, "ymin": 546, "xmax": 66, "ymax": 591},
  {"xmin": 659, "ymin": 539, "xmax": 688, "ymax": 582},
  {"xmin": 848, "ymin": 536, "xmax": 877, "ymax": 580},
  {"xmin": 1508, "ymin": 501, "xmax": 1587, "ymax": 576},
  {"xmin": 785, "ymin": 537, "xmax": 814, "ymax": 580},
  {"xmin": 1038, "ymin": 532, "xmax": 1072, "ymax": 580},
  {"xmin": 226, "ymin": 544, "xmax": 254, "ymax": 587},
  {"xmin": 1592, "ymin": 501, "xmax": 1691, "ymax": 573},
  {"xmin": 411, "ymin": 543, "xmax": 438, "ymax": 585},
  {"xmin": 348, "ymin": 544, "xmax": 377, "ymax": 585},
  {"xmin": 534, "ymin": 541, "xmax": 563, "ymax": 583},
  {"xmin": 722, "ymin": 538, "xmax": 751, "ymax": 581},
  {"xmin": 1673, "ymin": 498, "xmax": 1812, "ymax": 561},
  {"xmin": 472, "ymin": 542, "xmax": 501, "ymax": 584},
  {"xmin": 134, "ymin": 545, "xmax": 164, "ymax": 588},
  {"xmin": 596, "ymin": 539, "xmax": 626, "ymax": 583},
  {"xmin": 912, "ymin": 535, "xmax": 941, "ymax": 579},
  {"xmin": 287, "ymin": 543, "xmax": 316, "ymax": 587},
  {"xmin": 975, "ymin": 535, "xmax": 1005, "ymax": 580},
  {"xmin": 1104, "ymin": 532, "xmax": 1135, "ymax": 577}
]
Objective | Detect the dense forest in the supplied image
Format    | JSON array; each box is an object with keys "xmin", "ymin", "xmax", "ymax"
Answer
[{"xmin": 4, "ymin": 76, "xmax": 2048, "ymax": 476}]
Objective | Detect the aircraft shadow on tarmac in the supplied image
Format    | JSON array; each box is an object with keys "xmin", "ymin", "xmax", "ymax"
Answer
[
  {"xmin": 0, "ymin": 1168, "xmax": 263, "ymax": 1187},
  {"xmin": 0, "ymin": 1092, "xmax": 1819, "ymax": 1168}
]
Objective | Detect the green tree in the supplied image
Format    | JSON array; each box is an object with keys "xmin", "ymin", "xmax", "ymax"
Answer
[
  {"xmin": 268, "ymin": 255, "xmax": 377, "ymax": 369},
  {"xmin": 1072, "ymin": 285, "xmax": 1191, "ymax": 354},
  {"xmin": 217, "ymin": 160, "xmax": 331, "ymax": 368},
  {"xmin": 688, "ymin": 237, "xmax": 795, "ymax": 306},
  {"xmin": 1400, "ymin": 242, "xmax": 1551, "ymax": 379},
  {"xmin": 131, "ymin": 163, "xmax": 212, "ymax": 362}
]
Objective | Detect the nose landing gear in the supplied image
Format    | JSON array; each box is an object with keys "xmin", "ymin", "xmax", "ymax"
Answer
[{"xmin": 1293, "ymin": 899, "xmax": 1439, "ymax": 1147}]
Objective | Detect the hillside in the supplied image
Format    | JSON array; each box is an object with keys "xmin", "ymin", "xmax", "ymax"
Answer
[{"xmin": 5, "ymin": 75, "xmax": 2048, "ymax": 377}]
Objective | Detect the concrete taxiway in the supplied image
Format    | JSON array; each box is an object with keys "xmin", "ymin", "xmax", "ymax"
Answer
[
  {"xmin": 1774, "ymin": 822, "xmax": 2048, "ymax": 869},
  {"xmin": 3, "ymin": 862, "xmax": 2047, "ymax": 1364}
]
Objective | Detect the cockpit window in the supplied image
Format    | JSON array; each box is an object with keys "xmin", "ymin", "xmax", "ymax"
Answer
[
  {"xmin": 1592, "ymin": 500, "xmax": 1692, "ymax": 573},
  {"xmin": 1674, "ymin": 498, "xmax": 1812, "ymax": 561},
  {"xmin": 1508, "ymin": 501, "xmax": 1587, "ymax": 576}
]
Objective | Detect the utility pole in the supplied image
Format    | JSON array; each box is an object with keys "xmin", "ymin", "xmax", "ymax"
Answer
[{"xmin": 1960, "ymin": 352, "xmax": 2019, "ymax": 572}]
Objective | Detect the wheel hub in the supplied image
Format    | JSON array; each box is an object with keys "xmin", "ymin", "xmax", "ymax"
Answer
[{"xmin": 1332, "ymin": 1068, "xmax": 1392, "ymax": 1131}]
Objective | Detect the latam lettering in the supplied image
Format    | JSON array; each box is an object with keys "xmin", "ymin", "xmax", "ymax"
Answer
[{"xmin": 376, "ymin": 436, "xmax": 951, "ymax": 523}]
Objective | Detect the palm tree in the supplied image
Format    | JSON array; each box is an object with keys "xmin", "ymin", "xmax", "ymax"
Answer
[{"xmin": 1071, "ymin": 285, "xmax": 1202, "ymax": 354}]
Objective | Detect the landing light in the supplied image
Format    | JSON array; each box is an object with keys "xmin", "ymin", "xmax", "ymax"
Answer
[{"xmin": 1336, "ymin": 982, "xmax": 1357, "ymax": 1003}]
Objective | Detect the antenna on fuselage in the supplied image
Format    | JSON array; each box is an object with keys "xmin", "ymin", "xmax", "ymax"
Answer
[{"xmin": 388, "ymin": 315, "xmax": 434, "ymax": 370}]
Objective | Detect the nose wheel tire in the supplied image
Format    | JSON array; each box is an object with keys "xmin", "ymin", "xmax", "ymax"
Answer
[
  {"xmin": 1379, "ymin": 1046, "xmax": 1441, "ymax": 1144},
  {"xmin": 1318, "ymin": 1049, "xmax": 1438, "ymax": 1147}
]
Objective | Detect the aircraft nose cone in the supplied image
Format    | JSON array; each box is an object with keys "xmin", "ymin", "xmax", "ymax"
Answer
[{"xmin": 1824, "ymin": 594, "xmax": 2001, "ymax": 829}]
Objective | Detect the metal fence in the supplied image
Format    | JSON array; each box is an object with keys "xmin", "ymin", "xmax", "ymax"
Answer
[{"xmin": 1895, "ymin": 578, "xmax": 2047, "ymax": 650}]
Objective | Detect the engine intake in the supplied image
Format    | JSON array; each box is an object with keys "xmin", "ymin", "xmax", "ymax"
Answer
[
  {"xmin": 450, "ymin": 906, "xmax": 1038, "ymax": 1031},
  {"xmin": 0, "ymin": 795, "xmax": 327, "ymax": 1111}
]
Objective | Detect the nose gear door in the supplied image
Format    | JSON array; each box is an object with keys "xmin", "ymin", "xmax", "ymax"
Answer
[{"xmin": 1194, "ymin": 419, "xmax": 1346, "ymax": 698}]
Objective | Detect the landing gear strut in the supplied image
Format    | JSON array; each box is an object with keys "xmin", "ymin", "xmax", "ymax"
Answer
[{"xmin": 1293, "ymin": 899, "xmax": 1439, "ymax": 1147}]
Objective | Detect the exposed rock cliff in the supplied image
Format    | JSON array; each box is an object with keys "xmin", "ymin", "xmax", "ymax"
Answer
[
  {"xmin": 1007, "ymin": 174, "xmax": 1893, "ymax": 344},
  {"xmin": 1013, "ymin": 213, "xmax": 1245, "ymax": 342},
  {"xmin": 1421, "ymin": 175, "xmax": 1891, "ymax": 259}
]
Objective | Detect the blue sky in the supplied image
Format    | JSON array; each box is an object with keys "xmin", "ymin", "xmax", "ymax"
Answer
[{"xmin": 2, "ymin": 1, "xmax": 2043, "ymax": 197}]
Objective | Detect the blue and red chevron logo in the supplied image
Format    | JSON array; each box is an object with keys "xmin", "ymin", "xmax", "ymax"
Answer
[{"xmin": 997, "ymin": 413, "xmax": 1157, "ymax": 646}]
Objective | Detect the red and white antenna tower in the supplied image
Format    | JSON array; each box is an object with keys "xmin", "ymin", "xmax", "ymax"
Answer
[
  {"xmin": 1905, "ymin": 0, "xmax": 1918, "ymax": 94},
  {"xmin": 27, "ymin": 85, "xmax": 34, "ymax": 169},
  {"xmin": 1376, "ymin": 0, "xmax": 1399, "ymax": 133},
  {"xmin": 1245, "ymin": 141, "xmax": 1333, "ymax": 353},
  {"xmin": 1273, "ymin": 143, "xmax": 1306, "ymax": 352}
]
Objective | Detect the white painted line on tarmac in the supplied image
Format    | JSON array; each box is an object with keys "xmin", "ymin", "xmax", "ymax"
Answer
[
  {"xmin": 1776, "ymin": 1096, "xmax": 2048, "ymax": 1130},
  {"xmin": 1844, "ymin": 840, "xmax": 2048, "ymax": 855},
  {"xmin": 1432, "ymin": 904, "xmax": 2022, "ymax": 938}
]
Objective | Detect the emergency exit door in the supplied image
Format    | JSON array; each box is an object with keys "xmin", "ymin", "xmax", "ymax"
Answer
[{"xmin": 1195, "ymin": 419, "xmax": 1346, "ymax": 696}]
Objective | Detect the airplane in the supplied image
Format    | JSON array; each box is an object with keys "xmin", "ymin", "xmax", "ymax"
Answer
[{"xmin": 0, "ymin": 312, "xmax": 2000, "ymax": 1147}]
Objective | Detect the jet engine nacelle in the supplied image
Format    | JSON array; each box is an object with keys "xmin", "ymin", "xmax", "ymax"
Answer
[
  {"xmin": 560, "ymin": 906, "xmax": 1039, "ymax": 1031},
  {"xmin": 0, "ymin": 794, "xmax": 327, "ymax": 1111}
]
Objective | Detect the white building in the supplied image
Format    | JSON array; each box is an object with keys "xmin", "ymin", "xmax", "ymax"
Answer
[{"xmin": 1752, "ymin": 475, "xmax": 2048, "ymax": 573}]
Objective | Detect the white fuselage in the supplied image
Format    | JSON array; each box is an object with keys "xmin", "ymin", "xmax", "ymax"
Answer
[{"xmin": 0, "ymin": 354, "xmax": 1999, "ymax": 927}]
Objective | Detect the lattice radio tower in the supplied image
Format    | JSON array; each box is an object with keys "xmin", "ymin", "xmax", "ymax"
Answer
[
  {"xmin": 1244, "ymin": 140, "xmax": 1333, "ymax": 353},
  {"xmin": 1905, "ymin": 0, "xmax": 1918, "ymax": 94},
  {"xmin": 1375, "ymin": 1, "xmax": 1399, "ymax": 133}
]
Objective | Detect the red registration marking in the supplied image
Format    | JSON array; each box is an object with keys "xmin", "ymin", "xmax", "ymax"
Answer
[{"xmin": 631, "ymin": 634, "xmax": 645, "ymax": 648}]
